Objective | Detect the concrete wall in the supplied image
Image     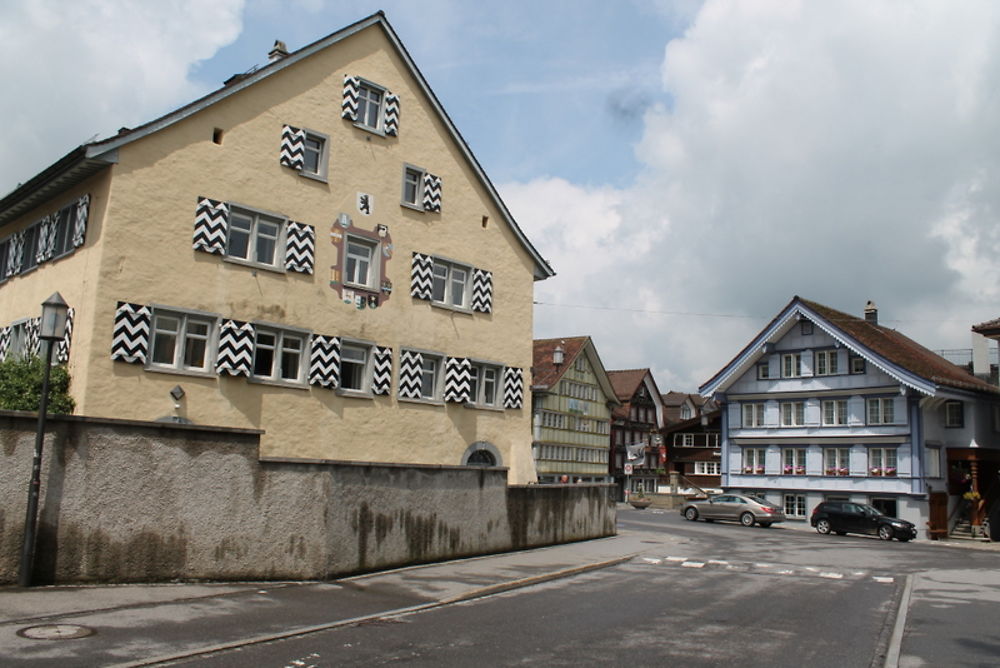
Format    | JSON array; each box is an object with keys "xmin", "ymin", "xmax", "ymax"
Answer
[{"xmin": 0, "ymin": 412, "xmax": 614, "ymax": 585}]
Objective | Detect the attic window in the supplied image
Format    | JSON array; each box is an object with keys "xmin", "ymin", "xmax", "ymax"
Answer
[
  {"xmin": 482, "ymin": 215, "xmax": 489, "ymax": 229},
  {"xmin": 213, "ymin": 128, "xmax": 224, "ymax": 145},
  {"xmin": 800, "ymin": 321, "xmax": 814, "ymax": 335}
]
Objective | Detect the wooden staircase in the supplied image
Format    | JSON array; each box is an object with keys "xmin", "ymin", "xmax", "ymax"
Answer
[{"xmin": 949, "ymin": 518, "xmax": 990, "ymax": 541}]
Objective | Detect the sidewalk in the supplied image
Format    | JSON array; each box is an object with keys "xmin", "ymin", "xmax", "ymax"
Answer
[{"xmin": 0, "ymin": 531, "xmax": 669, "ymax": 667}]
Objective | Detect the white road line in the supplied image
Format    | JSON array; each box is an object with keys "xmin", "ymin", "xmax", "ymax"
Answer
[
  {"xmin": 681, "ymin": 562, "xmax": 706, "ymax": 568},
  {"xmin": 754, "ymin": 563, "xmax": 773, "ymax": 568},
  {"xmin": 641, "ymin": 557, "xmax": 662, "ymax": 565},
  {"xmin": 819, "ymin": 572, "xmax": 844, "ymax": 579},
  {"xmin": 665, "ymin": 556, "xmax": 687, "ymax": 562},
  {"xmin": 873, "ymin": 576, "xmax": 894, "ymax": 584},
  {"xmin": 707, "ymin": 559, "xmax": 729, "ymax": 565}
]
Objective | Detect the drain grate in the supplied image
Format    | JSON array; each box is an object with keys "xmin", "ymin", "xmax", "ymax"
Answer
[{"xmin": 17, "ymin": 624, "xmax": 96, "ymax": 640}]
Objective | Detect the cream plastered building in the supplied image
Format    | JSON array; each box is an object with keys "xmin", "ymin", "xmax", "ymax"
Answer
[{"xmin": 0, "ymin": 12, "xmax": 553, "ymax": 484}]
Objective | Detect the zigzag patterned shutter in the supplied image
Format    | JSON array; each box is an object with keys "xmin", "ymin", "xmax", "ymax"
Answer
[
  {"xmin": 56, "ymin": 307, "xmax": 74, "ymax": 364},
  {"xmin": 372, "ymin": 345, "xmax": 393, "ymax": 395},
  {"xmin": 216, "ymin": 319, "xmax": 254, "ymax": 376},
  {"xmin": 503, "ymin": 367, "xmax": 524, "ymax": 409},
  {"xmin": 384, "ymin": 93, "xmax": 400, "ymax": 136},
  {"xmin": 472, "ymin": 269, "xmax": 493, "ymax": 313},
  {"xmin": 24, "ymin": 318, "xmax": 40, "ymax": 358},
  {"xmin": 285, "ymin": 221, "xmax": 315, "ymax": 274},
  {"xmin": 193, "ymin": 197, "xmax": 228, "ymax": 255},
  {"xmin": 342, "ymin": 75, "xmax": 360, "ymax": 121},
  {"xmin": 411, "ymin": 252, "xmax": 433, "ymax": 300},
  {"xmin": 398, "ymin": 349, "xmax": 423, "ymax": 399},
  {"xmin": 0, "ymin": 326, "xmax": 9, "ymax": 362},
  {"xmin": 444, "ymin": 357, "xmax": 471, "ymax": 403},
  {"xmin": 36, "ymin": 215, "xmax": 56, "ymax": 264},
  {"xmin": 422, "ymin": 174, "xmax": 442, "ymax": 212},
  {"xmin": 280, "ymin": 125, "xmax": 305, "ymax": 170},
  {"xmin": 308, "ymin": 334, "xmax": 341, "ymax": 388},
  {"xmin": 72, "ymin": 194, "xmax": 90, "ymax": 248},
  {"xmin": 7, "ymin": 231, "xmax": 24, "ymax": 277},
  {"xmin": 111, "ymin": 301, "xmax": 151, "ymax": 364}
]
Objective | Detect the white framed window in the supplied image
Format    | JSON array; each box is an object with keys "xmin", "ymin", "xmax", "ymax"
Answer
[
  {"xmin": 469, "ymin": 362, "xmax": 500, "ymax": 406},
  {"xmin": 227, "ymin": 206, "xmax": 283, "ymax": 268},
  {"xmin": 21, "ymin": 223, "xmax": 40, "ymax": 272},
  {"xmin": 869, "ymin": 447, "xmax": 898, "ymax": 477},
  {"xmin": 944, "ymin": 401, "xmax": 964, "ymax": 428},
  {"xmin": 344, "ymin": 236, "xmax": 378, "ymax": 290},
  {"xmin": 694, "ymin": 461, "xmax": 720, "ymax": 476},
  {"xmin": 783, "ymin": 448, "xmax": 806, "ymax": 475},
  {"xmin": 800, "ymin": 321, "xmax": 814, "ymax": 335},
  {"xmin": 867, "ymin": 398, "xmax": 895, "ymax": 425},
  {"xmin": 431, "ymin": 259, "xmax": 471, "ymax": 309},
  {"xmin": 824, "ymin": 448, "xmax": 850, "ymax": 476},
  {"xmin": 743, "ymin": 447, "xmax": 766, "ymax": 474},
  {"xmin": 0, "ymin": 237, "xmax": 8, "ymax": 281},
  {"xmin": 782, "ymin": 353, "xmax": 802, "ymax": 378},
  {"xmin": 252, "ymin": 327, "xmax": 305, "ymax": 383},
  {"xmin": 822, "ymin": 399, "xmax": 847, "ymax": 426},
  {"xmin": 402, "ymin": 165, "xmax": 425, "ymax": 209},
  {"xmin": 742, "ymin": 403, "xmax": 765, "ymax": 427},
  {"xmin": 6, "ymin": 319, "xmax": 31, "ymax": 360},
  {"xmin": 850, "ymin": 355, "xmax": 866, "ymax": 374},
  {"xmin": 784, "ymin": 494, "xmax": 807, "ymax": 518},
  {"xmin": 339, "ymin": 343, "xmax": 371, "ymax": 392},
  {"xmin": 149, "ymin": 310, "xmax": 215, "ymax": 373},
  {"xmin": 50, "ymin": 204, "xmax": 78, "ymax": 259},
  {"xmin": 757, "ymin": 362, "xmax": 771, "ymax": 380},
  {"xmin": 419, "ymin": 353, "xmax": 442, "ymax": 400},
  {"xmin": 925, "ymin": 446, "xmax": 941, "ymax": 478},
  {"xmin": 814, "ymin": 350, "xmax": 838, "ymax": 376},
  {"xmin": 356, "ymin": 81, "xmax": 385, "ymax": 131},
  {"xmin": 301, "ymin": 130, "xmax": 329, "ymax": 180},
  {"xmin": 780, "ymin": 402, "xmax": 805, "ymax": 426}
]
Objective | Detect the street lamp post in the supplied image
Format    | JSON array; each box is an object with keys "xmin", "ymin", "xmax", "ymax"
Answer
[{"xmin": 18, "ymin": 292, "xmax": 69, "ymax": 587}]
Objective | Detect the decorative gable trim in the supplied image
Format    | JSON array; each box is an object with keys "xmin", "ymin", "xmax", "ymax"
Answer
[
  {"xmin": 309, "ymin": 334, "xmax": 341, "ymax": 388},
  {"xmin": 422, "ymin": 173, "xmax": 441, "ymax": 212},
  {"xmin": 503, "ymin": 367, "xmax": 524, "ymax": 409},
  {"xmin": 193, "ymin": 197, "xmax": 228, "ymax": 255},
  {"xmin": 471, "ymin": 269, "xmax": 493, "ymax": 313},
  {"xmin": 285, "ymin": 221, "xmax": 315, "ymax": 274},
  {"xmin": 216, "ymin": 319, "xmax": 254, "ymax": 377},
  {"xmin": 398, "ymin": 349, "xmax": 423, "ymax": 399},
  {"xmin": 444, "ymin": 357, "xmax": 471, "ymax": 403},
  {"xmin": 111, "ymin": 301, "xmax": 151, "ymax": 364},
  {"xmin": 410, "ymin": 252, "xmax": 433, "ymax": 300},
  {"xmin": 280, "ymin": 125, "xmax": 306, "ymax": 170}
]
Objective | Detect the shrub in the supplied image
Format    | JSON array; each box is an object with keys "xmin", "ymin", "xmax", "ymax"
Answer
[{"xmin": 0, "ymin": 356, "xmax": 75, "ymax": 414}]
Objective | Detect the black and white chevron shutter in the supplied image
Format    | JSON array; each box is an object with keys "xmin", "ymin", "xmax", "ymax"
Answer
[
  {"xmin": 0, "ymin": 326, "xmax": 9, "ymax": 362},
  {"xmin": 24, "ymin": 318, "xmax": 40, "ymax": 358},
  {"xmin": 472, "ymin": 269, "xmax": 493, "ymax": 313},
  {"xmin": 6, "ymin": 232, "xmax": 24, "ymax": 277},
  {"xmin": 398, "ymin": 349, "xmax": 423, "ymax": 399},
  {"xmin": 503, "ymin": 367, "xmax": 524, "ymax": 409},
  {"xmin": 280, "ymin": 125, "xmax": 305, "ymax": 170},
  {"xmin": 422, "ymin": 174, "xmax": 442, "ymax": 212},
  {"xmin": 372, "ymin": 346, "xmax": 393, "ymax": 395},
  {"xmin": 411, "ymin": 252, "xmax": 433, "ymax": 300},
  {"xmin": 193, "ymin": 197, "xmax": 229, "ymax": 255},
  {"xmin": 444, "ymin": 357, "xmax": 471, "ymax": 403},
  {"xmin": 72, "ymin": 194, "xmax": 90, "ymax": 248},
  {"xmin": 216, "ymin": 319, "xmax": 254, "ymax": 376},
  {"xmin": 285, "ymin": 221, "xmax": 315, "ymax": 274},
  {"xmin": 111, "ymin": 302, "xmax": 151, "ymax": 364},
  {"xmin": 308, "ymin": 334, "xmax": 341, "ymax": 388},
  {"xmin": 384, "ymin": 93, "xmax": 400, "ymax": 136},
  {"xmin": 56, "ymin": 307, "xmax": 75, "ymax": 364},
  {"xmin": 36, "ymin": 215, "xmax": 55, "ymax": 264},
  {"xmin": 342, "ymin": 75, "xmax": 360, "ymax": 121}
]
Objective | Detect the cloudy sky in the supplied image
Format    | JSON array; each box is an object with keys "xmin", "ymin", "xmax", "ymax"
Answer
[{"xmin": 3, "ymin": 0, "xmax": 999, "ymax": 392}]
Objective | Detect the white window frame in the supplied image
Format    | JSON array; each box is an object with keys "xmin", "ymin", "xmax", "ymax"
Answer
[
  {"xmin": 401, "ymin": 164, "xmax": 426, "ymax": 210},
  {"xmin": 782, "ymin": 353, "xmax": 802, "ymax": 378},
  {"xmin": 867, "ymin": 398, "xmax": 895, "ymax": 425},
  {"xmin": 944, "ymin": 401, "xmax": 964, "ymax": 428},
  {"xmin": 869, "ymin": 447, "xmax": 898, "ymax": 477},
  {"xmin": 226, "ymin": 205, "xmax": 285, "ymax": 270},
  {"xmin": 356, "ymin": 79, "xmax": 386, "ymax": 132},
  {"xmin": 783, "ymin": 448, "xmax": 806, "ymax": 475},
  {"xmin": 824, "ymin": 447, "xmax": 850, "ymax": 476},
  {"xmin": 6, "ymin": 319, "xmax": 30, "ymax": 360},
  {"xmin": 148, "ymin": 309, "xmax": 216, "ymax": 374},
  {"xmin": 822, "ymin": 399, "xmax": 847, "ymax": 426},
  {"xmin": 339, "ymin": 341, "xmax": 374, "ymax": 393},
  {"xmin": 430, "ymin": 258, "xmax": 472, "ymax": 310},
  {"xmin": 468, "ymin": 361, "xmax": 501, "ymax": 407},
  {"xmin": 757, "ymin": 362, "xmax": 771, "ymax": 380},
  {"xmin": 850, "ymin": 355, "xmax": 866, "ymax": 374},
  {"xmin": 743, "ymin": 447, "xmax": 766, "ymax": 474},
  {"xmin": 251, "ymin": 326, "xmax": 306, "ymax": 384},
  {"xmin": 344, "ymin": 235, "xmax": 379, "ymax": 291},
  {"xmin": 50, "ymin": 203, "xmax": 78, "ymax": 260},
  {"xmin": 925, "ymin": 446, "xmax": 941, "ymax": 478},
  {"xmin": 780, "ymin": 401, "xmax": 805, "ymax": 427},
  {"xmin": 418, "ymin": 352, "xmax": 442, "ymax": 400},
  {"xmin": 20, "ymin": 222, "xmax": 41, "ymax": 273},
  {"xmin": 742, "ymin": 403, "xmax": 765, "ymax": 427},
  {"xmin": 300, "ymin": 128, "xmax": 330, "ymax": 181},
  {"xmin": 784, "ymin": 494, "xmax": 807, "ymax": 518},
  {"xmin": 694, "ymin": 461, "xmax": 720, "ymax": 476},
  {"xmin": 814, "ymin": 350, "xmax": 838, "ymax": 376}
]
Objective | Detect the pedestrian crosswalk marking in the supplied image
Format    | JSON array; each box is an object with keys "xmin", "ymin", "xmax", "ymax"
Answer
[{"xmin": 639, "ymin": 555, "xmax": 896, "ymax": 584}]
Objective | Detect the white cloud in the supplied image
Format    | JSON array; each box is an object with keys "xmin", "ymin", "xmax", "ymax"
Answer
[
  {"xmin": 0, "ymin": 0, "xmax": 245, "ymax": 194},
  {"xmin": 514, "ymin": 0, "xmax": 1000, "ymax": 390}
]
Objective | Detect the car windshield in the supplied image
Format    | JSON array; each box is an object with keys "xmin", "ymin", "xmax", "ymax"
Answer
[{"xmin": 859, "ymin": 504, "xmax": 884, "ymax": 517}]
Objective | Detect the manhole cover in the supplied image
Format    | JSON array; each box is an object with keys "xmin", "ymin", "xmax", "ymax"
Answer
[{"xmin": 17, "ymin": 624, "xmax": 95, "ymax": 640}]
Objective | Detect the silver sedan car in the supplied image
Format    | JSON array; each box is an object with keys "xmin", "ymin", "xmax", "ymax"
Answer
[{"xmin": 681, "ymin": 493, "xmax": 785, "ymax": 527}]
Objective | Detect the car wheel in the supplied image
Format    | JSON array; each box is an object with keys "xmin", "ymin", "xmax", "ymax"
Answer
[
  {"xmin": 816, "ymin": 519, "xmax": 831, "ymax": 535},
  {"xmin": 758, "ymin": 522, "xmax": 772, "ymax": 528},
  {"xmin": 684, "ymin": 507, "xmax": 699, "ymax": 521},
  {"xmin": 878, "ymin": 525, "xmax": 893, "ymax": 541},
  {"xmin": 740, "ymin": 512, "xmax": 755, "ymax": 527}
]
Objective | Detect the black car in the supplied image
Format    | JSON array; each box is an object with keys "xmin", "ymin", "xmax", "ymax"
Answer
[{"xmin": 810, "ymin": 501, "xmax": 917, "ymax": 542}]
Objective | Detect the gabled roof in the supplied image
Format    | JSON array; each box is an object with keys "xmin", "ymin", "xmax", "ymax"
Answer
[
  {"xmin": 0, "ymin": 12, "xmax": 554, "ymax": 281},
  {"xmin": 661, "ymin": 408, "xmax": 721, "ymax": 436},
  {"xmin": 532, "ymin": 336, "xmax": 619, "ymax": 405},
  {"xmin": 700, "ymin": 296, "xmax": 999, "ymax": 397},
  {"xmin": 607, "ymin": 369, "xmax": 653, "ymax": 402}
]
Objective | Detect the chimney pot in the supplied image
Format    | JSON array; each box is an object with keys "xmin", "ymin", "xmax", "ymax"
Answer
[
  {"xmin": 553, "ymin": 343, "xmax": 565, "ymax": 366},
  {"xmin": 269, "ymin": 40, "xmax": 289, "ymax": 63},
  {"xmin": 864, "ymin": 300, "xmax": 878, "ymax": 325}
]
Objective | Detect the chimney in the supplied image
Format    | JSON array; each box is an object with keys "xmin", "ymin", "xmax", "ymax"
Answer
[
  {"xmin": 553, "ymin": 343, "xmax": 565, "ymax": 366},
  {"xmin": 268, "ymin": 40, "xmax": 289, "ymax": 63},
  {"xmin": 864, "ymin": 300, "xmax": 878, "ymax": 325}
]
